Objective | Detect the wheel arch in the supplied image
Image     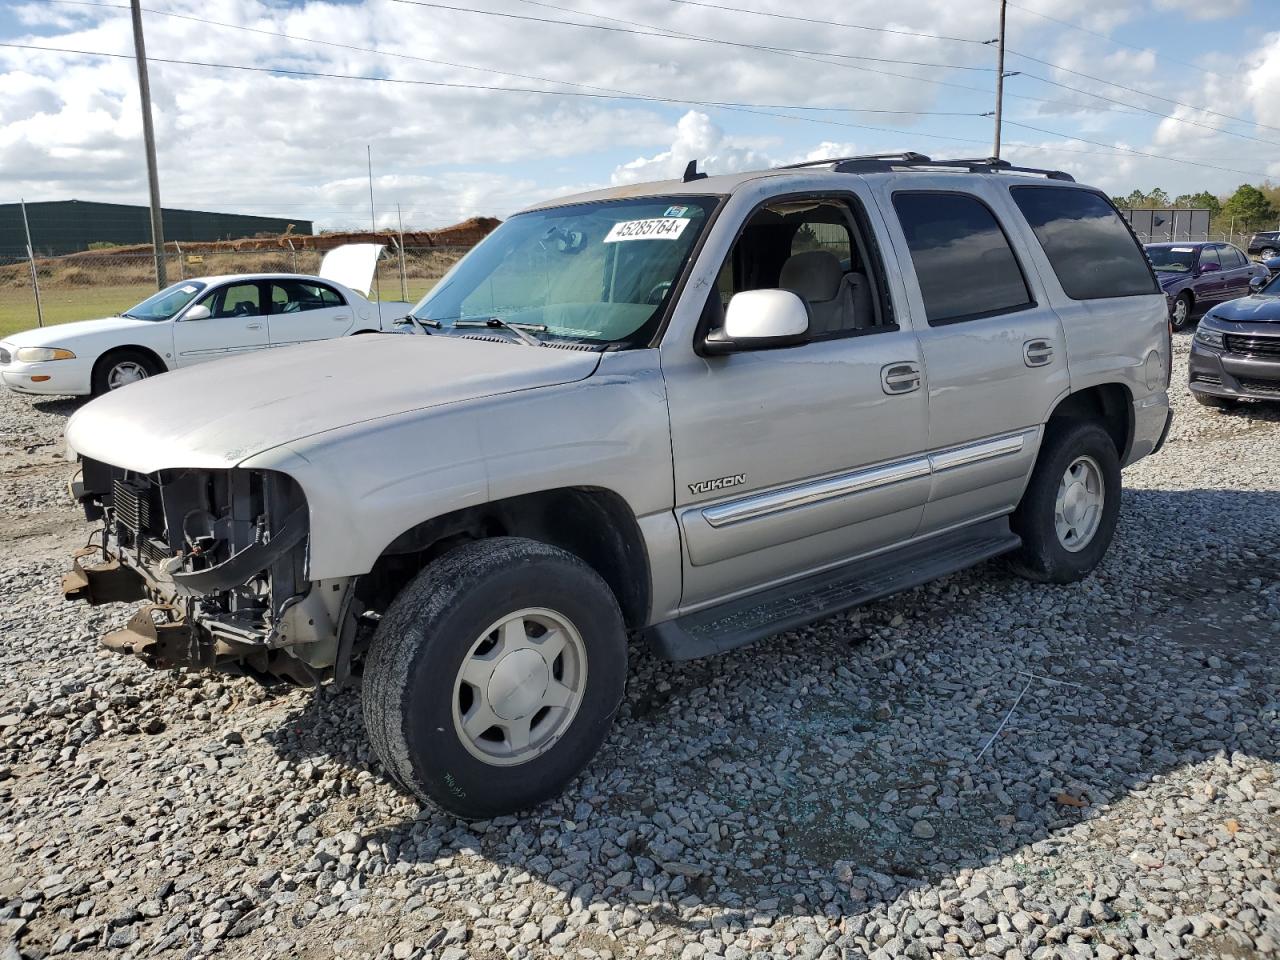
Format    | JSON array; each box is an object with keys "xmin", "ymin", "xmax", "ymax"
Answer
[
  {"xmin": 358, "ymin": 485, "xmax": 651, "ymax": 630},
  {"xmin": 1046, "ymin": 383, "xmax": 1133, "ymax": 463},
  {"xmin": 91, "ymin": 345, "xmax": 169, "ymax": 380}
]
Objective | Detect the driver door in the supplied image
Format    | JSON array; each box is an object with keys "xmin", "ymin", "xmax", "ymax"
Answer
[{"xmin": 172, "ymin": 281, "xmax": 270, "ymax": 366}]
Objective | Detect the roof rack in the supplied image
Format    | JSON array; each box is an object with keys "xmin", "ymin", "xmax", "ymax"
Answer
[{"xmin": 780, "ymin": 152, "xmax": 1075, "ymax": 182}]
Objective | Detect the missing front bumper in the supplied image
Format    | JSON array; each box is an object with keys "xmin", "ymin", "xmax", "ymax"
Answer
[{"xmin": 61, "ymin": 546, "xmax": 148, "ymax": 606}]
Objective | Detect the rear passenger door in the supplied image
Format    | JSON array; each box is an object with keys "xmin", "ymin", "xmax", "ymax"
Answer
[
  {"xmin": 267, "ymin": 280, "xmax": 354, "ymax": 348},
  {"xmin": 877, "ymin": 180, "xmax": 1067, "ymax": 534},
  {"xmin": 1219, "ymin": 245, "xmax": 1255, "ymax": 300}
]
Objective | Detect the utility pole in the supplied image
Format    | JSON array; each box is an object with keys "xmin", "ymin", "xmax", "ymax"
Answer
[
  {"xmin": 20, "ymin": 199, "xmax": 44, "ymax": 328},
  {"xmin": 992, "ymin": 0, "xmax": 1008, "ymax": 160},
  {"xmin": 130, "ymin": 0, "xmax": 167, "ymax": 288},
  {"xmin": 367, "ymin": 145, "xmax": 382, "ymax": 304}
]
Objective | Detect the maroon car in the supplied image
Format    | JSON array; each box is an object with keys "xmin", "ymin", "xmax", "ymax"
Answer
[{"xmin": 1146, "ymin": 242, "xmax": 1269, "ymax": 330}]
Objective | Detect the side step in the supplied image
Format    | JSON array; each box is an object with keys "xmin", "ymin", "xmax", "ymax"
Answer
[{"xmin": 648, "ymin": 518, "xmax": 1020, "ymax": 661}]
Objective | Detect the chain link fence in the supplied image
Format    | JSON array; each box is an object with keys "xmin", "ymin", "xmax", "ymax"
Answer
[{"xmin": 0, "ymin": 246, "xmax": 469, "ymax": 337}]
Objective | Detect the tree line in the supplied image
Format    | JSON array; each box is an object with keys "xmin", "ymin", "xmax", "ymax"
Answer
[{"xmin": 1111, "ymin": 183, "xmax": 1280, "ymax": 236}]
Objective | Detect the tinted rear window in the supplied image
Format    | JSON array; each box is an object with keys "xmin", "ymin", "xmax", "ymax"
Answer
[
  {"xmin": 1011, "ymin": 187, "xmax": 1157, "ymax": 300},
  {"xmin": 892, "ymin": 191, "xmax": 1033, "ymax": 325}
]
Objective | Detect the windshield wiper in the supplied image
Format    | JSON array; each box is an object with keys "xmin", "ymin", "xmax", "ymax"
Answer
[
  {"xmin": 454, "ymin": 317, "xmax": 546, "ymax": 347},
  {"xmin": 393, "ymin": 315, "xmax": 441, "ymax": 336}
]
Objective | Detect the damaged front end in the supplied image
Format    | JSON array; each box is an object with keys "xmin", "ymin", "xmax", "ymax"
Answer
[{"xmin": 64, "ymin": 459, "xmax": 355, "ymax": 683}]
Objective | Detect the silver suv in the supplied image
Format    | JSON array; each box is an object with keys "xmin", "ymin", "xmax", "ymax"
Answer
[{"xmin": 61, "ymin": 154, "xmax": 1172, "ymax": 818}]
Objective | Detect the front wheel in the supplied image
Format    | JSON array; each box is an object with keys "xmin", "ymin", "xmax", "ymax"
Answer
[
  {"xmin": 1170, "ymin": 292, "xmax": 1193, "ymax": 331},
  {"xmin": 91, "ymin": 348, "xmax": 161, "ymax": 396},
  {"xmin": 362, "ymin": 538, "xmax": 627, "ymax": 819},
  {"xmin": 1008, "ymin": 421, "xmax": 1122, "ymax": 584}
]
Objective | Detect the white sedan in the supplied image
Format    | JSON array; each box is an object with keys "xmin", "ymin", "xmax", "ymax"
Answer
[{"xmin": 0, "ymin": 245, "xmax": 411, "ymax": 397}]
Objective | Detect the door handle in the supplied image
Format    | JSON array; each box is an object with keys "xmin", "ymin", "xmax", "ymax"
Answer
[
  {"xmin": 246, "ymin": 322, "xmax": 263, "ymax": 330},
  {"xmin": 881, "ymin": 362, "xmax": 921, "ymax": 395},
  {"xmin": 1023, "ymin": 339, "xmax": 1054, "ymax": 367},
  {"xmin": 334, "ymin": 314, "xmax": 352, "ymax": 321}
]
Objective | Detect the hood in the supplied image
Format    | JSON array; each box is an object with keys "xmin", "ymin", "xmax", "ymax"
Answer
[
  {"xmin": 318, "ymin": 244, "xmax": 384, "ymax": 296},
  {"xmin": 1204, "ymin": 294, "xmax": 1280, "ymax": 325},
  {"xmin": 2, "ymin": 315, "xmax": 158, "ymax": 348},
  {"xmin": 1156, "ymin": 271, "xmax": 1188, "ymax": 289},
  {"xmin": 65, "ymin": 334, "xmax": 600, "ymax": 473}
]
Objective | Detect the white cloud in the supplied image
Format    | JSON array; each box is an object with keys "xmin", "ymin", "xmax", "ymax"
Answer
[
  {"xmin": 1, "ymin": 0, "xmax": 1276, "ymax": 231},
  {"xmin": 1153, "ymin": 0, "xmax": 1248, "ymax": 20}
]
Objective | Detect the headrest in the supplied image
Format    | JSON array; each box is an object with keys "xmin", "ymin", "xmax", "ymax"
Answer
[{"xmin": 779, "ymin": 249, "xmax": 843, "ymax": 303}]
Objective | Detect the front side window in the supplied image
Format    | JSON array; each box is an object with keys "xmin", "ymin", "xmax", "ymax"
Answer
[
  {"xmin": 1198, "ymin": 247, "xmax": 1220, "ymax": 271},
  {"xmin": 713, "ymin": 196, "xmax": 885, "ymax": 337},
  {"xmin": 122, "ymin": 280, "xmax": 207, "ymax": 321},
  {"xmin": 272, "ymin": 281, "xmax": 344, "ymax": 314},
  {"xmin": 199, "ymin": 283, "xmax": 262, "ymax": 319},
  {"xmin": 1011, "ymin": 187, "xmax": 1158, "ymax": 299},
  {"xmin": 892, "ymin": 191, "xmax": 1032, "ymax": 325},
  {"xmin": 412, "ymin": 196, "xmax": 718, "ymax": 347}
]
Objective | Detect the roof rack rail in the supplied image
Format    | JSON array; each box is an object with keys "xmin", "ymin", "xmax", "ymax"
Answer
[
  {"xmin": 779, "ymin": 152, "xmax": 932, "ymax": 170},
  {"xmin": 779, "ymin": 153, "xmax": 1075, "ymax": 182},
  {"xmin": 839, "ymin": 155, "xmax": 1075, "ymax": 181}
]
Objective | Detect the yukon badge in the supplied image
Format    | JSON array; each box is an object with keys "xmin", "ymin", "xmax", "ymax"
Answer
[{"xmin": 689, "ymin": 473, "xmax": 746, "ymax": 496}]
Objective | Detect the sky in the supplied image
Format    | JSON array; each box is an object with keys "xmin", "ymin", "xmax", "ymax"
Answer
[{"xmin": 2, "ymin": 0, "xmax": 1279, "ymax": 231}]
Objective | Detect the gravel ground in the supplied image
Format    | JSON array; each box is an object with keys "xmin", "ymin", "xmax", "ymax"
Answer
[{"xmin": 1, "ymin": 337, "xmax": 1277, "ymax": 960}]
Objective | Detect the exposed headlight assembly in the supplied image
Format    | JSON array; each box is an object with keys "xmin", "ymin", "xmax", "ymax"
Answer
[
  {"xmin": 1194, "ymin": 324, "xmax": 1224, "ymax": 349},
  {"xmin": 16, "ymin": 347, "xmax": 76, "ymax": 362}
]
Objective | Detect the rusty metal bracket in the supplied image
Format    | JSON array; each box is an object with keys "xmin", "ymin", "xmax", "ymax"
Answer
[
  {"xmin": 61, "ymin": 545, "xmax": 147, "ymax": 606},
  {"xmin": 102, "ymin": 603, "xmax": 206, "ymax": 669}
]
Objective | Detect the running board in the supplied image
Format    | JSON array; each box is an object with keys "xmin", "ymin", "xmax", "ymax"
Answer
[{"xmin": 647, "ymin": 518, "xmax": 1020, "ymax": 661}]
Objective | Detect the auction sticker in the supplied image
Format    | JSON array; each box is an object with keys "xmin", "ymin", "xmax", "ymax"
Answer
[{"xmin": 604, "ymin": 218, "xmax": 691, "ymax": 242}]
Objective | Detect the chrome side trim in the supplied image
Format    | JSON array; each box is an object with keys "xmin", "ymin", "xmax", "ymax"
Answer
[
  {"xmin": 702, "ymin": 458, "xmax": 930, "ymax": 528},
  {"xmin": 700, "ymin": 430, "xmax": 1032, "ymax": 530},
  {"xmin": 928, "ymin": 432, "xmax": 1027, "ymax": 473}
]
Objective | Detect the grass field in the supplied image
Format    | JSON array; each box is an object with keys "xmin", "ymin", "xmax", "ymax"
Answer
[
  {"xmin": 0, "ymin": 284, "xmax": 154, "ymax": 339},
  {"xmin": 0, "ymin": 281, "xmax": 441, "ymax": 340}
]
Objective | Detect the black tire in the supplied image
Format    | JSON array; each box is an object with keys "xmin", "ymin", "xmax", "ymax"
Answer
[
  {"xmin": 1194, "ymin": 391, "xmax": 1237, "ymax": 410},
  {"xmin": 91, "ymin": 348, "xmax": 161, "ymax": 396},
  {"xmin": 362, "ymin": 537, "xmax": 627, "ymax": 819},
  {"xmin": 1008, "ymin": 420, "xmax": 1121, "ymax": 584},
  {"xmin": 1170, "ymin": 292, "xmax": 1194, "ymax": 331}
]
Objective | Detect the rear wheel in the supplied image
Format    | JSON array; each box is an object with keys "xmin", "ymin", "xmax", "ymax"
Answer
[
  {"xmin": 92, "ymin": 348, "xmax": 161, "ymax": 396},
  {"xmin": 1009, "ymin": 420, "xmax": 1121, "ymax": 584},
  {"xmin": 1170, "ymin": 292, "xmax": 1193, "ymax": 331},
  {"xmin": 362, "ymin": 537, "xmax": 627, "ymax": 818},
  {"xmin": 1260, "ymin": 247, "xmax": 1278, "ymax": 260}
]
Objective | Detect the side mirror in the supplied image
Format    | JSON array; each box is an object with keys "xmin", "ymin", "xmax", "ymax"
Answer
[
  {"xmin": 703, "ymin": 289, "xmax": 809, "ymax": 355},
  {"xmin": 1198, "ymin": 261, "xmax": 1220, "ymax": 274},
  {"xmin": 183, "ymin": 304, "xmax": 212, "ymax": 321},
  {"xmin": 1250, "ymin": 275, "xmax": 1266, "ymax": 292}
]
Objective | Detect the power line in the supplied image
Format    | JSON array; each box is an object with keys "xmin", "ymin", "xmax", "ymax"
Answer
[
  {"xmin": 501, "ymin": 0, "xmax": 1139, "ymax": 114},
  {"xmin": 1015, "ymin": 71, "xmax": 1280, "ymax": 148},
  {"xmin": 541, "ymin": 0, "xmax": 1277, "ymax": 144},
  {"xmin": 1001, "ymin": 119, "xmax": 1274, "ymax": 179},
  {"xmin": 19, "ymin": 0, "xmax": 986, "ymax": 118},
  {"xmin": 1005, "ymin": 49, "xmax": 1280, "ymax": 135},
  {"xmin": 0, "ymin": 40, "xmax": 996, "ymax": 145},
  {"xmin": 392, "ymin": 0, "xmax": 994, "ymax": 71},
  {"xmin": 653, "ymin": 0, "xmax": 987, "ymax": 46},
  {"xmin": 1002, "ymin": 0, "xmax": 1239, "ymax": 84}
]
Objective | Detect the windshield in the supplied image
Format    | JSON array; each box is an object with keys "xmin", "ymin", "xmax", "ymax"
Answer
[
  {"xmin": 124, "ymin": 281, "xmax": 208, "ymax": 321},
  {"xmin": 1146, "ymin": 247, "xmax": 1197, "ymax": 273},
  {"xmin": 411, "ymin": 196, "xmax": 718, "ymax": 347},
  {"xmin": 1263, "ymin": 272, "xmax": 1280, "ymax": 295}
]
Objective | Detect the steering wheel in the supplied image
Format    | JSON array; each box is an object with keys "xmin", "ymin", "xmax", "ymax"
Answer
[{"xmin": 646, "ymin": 281, "xmax": 672, "ymax": 305}]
